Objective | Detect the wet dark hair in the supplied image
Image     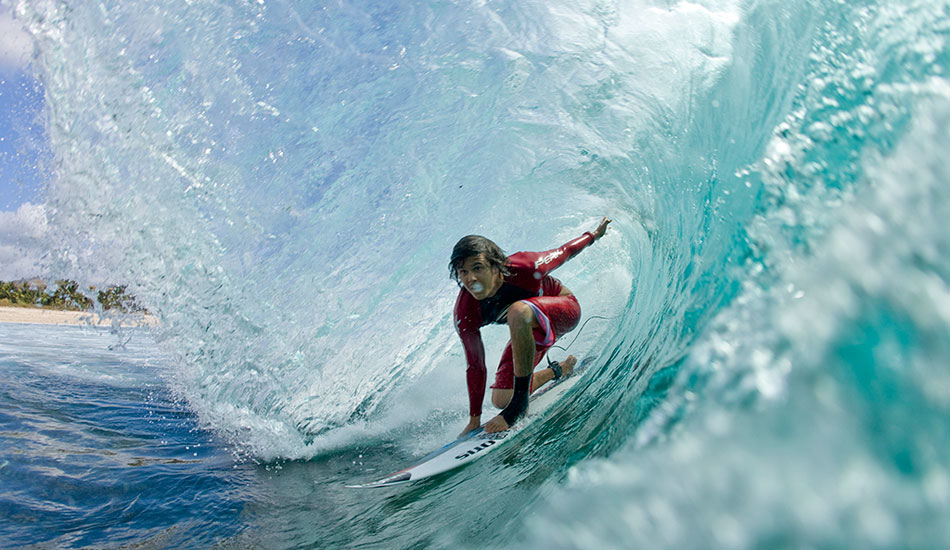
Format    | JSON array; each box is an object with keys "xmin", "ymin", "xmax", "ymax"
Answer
[{"xmin": 449, "ymin": 235, "xmax": 509, "ymax": 285}]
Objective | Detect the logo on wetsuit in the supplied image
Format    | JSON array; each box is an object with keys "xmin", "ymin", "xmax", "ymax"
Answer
[{"xmin": 534, "ymin": 250, "xmax": 564, "ymax": 269}]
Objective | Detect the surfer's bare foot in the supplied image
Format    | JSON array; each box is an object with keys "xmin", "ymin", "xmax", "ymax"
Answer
[
  {"xmin": 484, "ymin": 414, "xmax": 509, "ymax": 434},
  {"xmin": 560, "ymin": 355, "xmax": 577, "ymax": 377}
]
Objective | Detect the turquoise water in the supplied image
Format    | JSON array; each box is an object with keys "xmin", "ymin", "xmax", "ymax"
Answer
[{"xmin": 4, "ymin": 0, "xmax": 950, "ymax": 547}]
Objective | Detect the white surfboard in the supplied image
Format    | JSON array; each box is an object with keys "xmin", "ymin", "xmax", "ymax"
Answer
[{"xmin": 346, "ymin": 357, "xmax": 593, "ymax": 488}]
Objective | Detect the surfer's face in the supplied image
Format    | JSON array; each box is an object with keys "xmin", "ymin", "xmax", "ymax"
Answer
[{"xmin": 457, "ymin": 255, "xmax": 503, "ymax": 300}]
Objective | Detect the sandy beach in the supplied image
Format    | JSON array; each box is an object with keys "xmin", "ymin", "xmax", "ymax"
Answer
[{"xmin": 0, "ymin": 306, "xmax": 158, "ymax": 327}]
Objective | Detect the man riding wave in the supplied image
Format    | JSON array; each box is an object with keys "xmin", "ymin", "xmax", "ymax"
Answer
[{"xmin": 450, "ymin": 217, "xmax": 611, "ymax": 436}]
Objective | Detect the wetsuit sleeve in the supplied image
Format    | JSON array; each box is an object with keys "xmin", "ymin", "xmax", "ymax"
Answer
[
  {"xmin": 524, "ymin": 232, "xmax": 595, "ymax": 277},
  {"xmin": 455, "ymin": 290, "xmax": 486, "ymax": 417},
  {"xmin": 458, "ymin": 329, "xmax": 487, "ymax": 417}
]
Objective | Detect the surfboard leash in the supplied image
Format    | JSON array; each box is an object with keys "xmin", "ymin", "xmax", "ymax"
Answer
[{"xmin": 546, "ymin": 314, "xmax": 622, "ymax": 367}]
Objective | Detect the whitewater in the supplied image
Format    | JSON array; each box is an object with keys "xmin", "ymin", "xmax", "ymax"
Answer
[{"xmin": 2, "ymin": 0, "xmax": 949, "ymax": 547}]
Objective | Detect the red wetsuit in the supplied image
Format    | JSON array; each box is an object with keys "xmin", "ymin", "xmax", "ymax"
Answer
[{"xmin": 454, "ymin": 232, "xmax": 595, "ymax": 417}]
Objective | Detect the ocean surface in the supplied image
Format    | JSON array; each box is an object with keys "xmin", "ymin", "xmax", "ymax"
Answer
[{"xmin": 3, "ymin": 0, "xmax": 950, "ymax": 547}]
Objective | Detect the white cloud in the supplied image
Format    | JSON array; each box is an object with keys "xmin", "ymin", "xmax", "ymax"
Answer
[
  {"xmin": 0, "ymin": 202, "xmax": 48, "ymax": 280},
  {"xmin": 0, "ymin": 10, "xmax": 34, "ymax": 71}
]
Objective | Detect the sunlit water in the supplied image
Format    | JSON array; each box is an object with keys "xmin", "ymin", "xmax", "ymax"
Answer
[{"xmin": 3, "ymin": 0, "xmax": 949, "ymax": 547}]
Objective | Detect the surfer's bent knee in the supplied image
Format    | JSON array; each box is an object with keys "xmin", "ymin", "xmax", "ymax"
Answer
[
  {"xmin": 506, "ymin": 301, "xmax": 535, "ymax": 327},
  {"xmin": 491, "ymin": 389, "xmax": 512, "ymax": 409}
]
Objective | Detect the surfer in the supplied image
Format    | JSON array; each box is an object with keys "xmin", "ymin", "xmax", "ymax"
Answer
[{"xmin": 451, "ymin": 217, "xmax": 611, "ymax": 436}]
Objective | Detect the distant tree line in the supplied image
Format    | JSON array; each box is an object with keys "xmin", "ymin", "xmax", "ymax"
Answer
[{"xmin": 0, "ymin": 279, "xmax": 144, "ymax": 313}]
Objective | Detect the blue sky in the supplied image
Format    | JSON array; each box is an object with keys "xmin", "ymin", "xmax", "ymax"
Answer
[
  {"xmin": 0, "ymin": 70, "xmax": 44, "ymax": 210},
  {"xmin": 0, "ymin": 7, "xmax": 43, "ymax": 210},
  {"xmin": 0, "ymin": 7, "xmax": 48, "ymax": 280}
]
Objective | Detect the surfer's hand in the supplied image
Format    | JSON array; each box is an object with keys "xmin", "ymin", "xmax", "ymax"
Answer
[
  {"xmin": 484, "ymin": 414, "xmax": 510, "ymax": 434},
  {"xmin": 459, "ymin": 416, "xmax": 481, "ymax": 438},
  {"xmin": 592, "ymin": 216, "xmax": 611, "ymax": 240}
]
